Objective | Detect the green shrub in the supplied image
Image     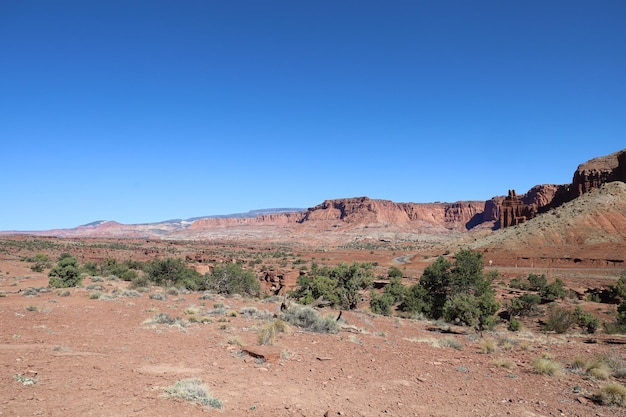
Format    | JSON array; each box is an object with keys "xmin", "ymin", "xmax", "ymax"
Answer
[
  {"xmin": 609, "ymin": 271, "xmax": 626, "ymax": 300},
  {"xmin": 540, "ymin": 279, "xmax": 568, "ymax": 302},
  {"xmin": 204, "ymin": 262, "xmax": 260, "ymax": 296},
  {"xmin": 574, "ymin": 306, "xmax": 600, "ymax": 334},
  {"xmin": 384, "ymin": 276, "xmax": 407, "ymax": 303},
  {"xmin": 507, "ymin": 293, "xmax": 541, "ymax": 317},
  {"xmin": 509, "ymin": 277, "xmax": 530, "ymax": 290},
  {"xmin": 29, "ymin": 253, "xmax": 50, "ymax": 272},
  {"xmin": 387, "ymin": 266, "xmax": 403, "ymax": 279},
  {"xmin": 508, "ymin": 318, "xmax": 521, "ymax": 332},
  {"xmin": 370, "ymin": 292, "xmax": 394, "ymax": 316},
  {"xmin": 147, "ymin": 258, "xmax": 204, "ymax": 290},
  {"xmin": 291, "ymin": 262, "xmax": 374, "ymax": 310},
  {"xmin": 527, "ymin": 274, "xmax": 548, "ymax": 291},
  {"xmin": 543, "ymin": 305, "xmax": 576, "ymax": 334},
  {"xmin": 398, "ymin": 283, "xmax": 429, "ymax": 315},
  {"xmin": 443, "ymin": 291, "xmax": 499, "ymax": 330},
  {"xmin": 415, "ymin": 249, "xmax": 499, "ymax": 329},
  {"xmin": 48, "ymin": 253, "xmax": 82, "ymax": 288}
]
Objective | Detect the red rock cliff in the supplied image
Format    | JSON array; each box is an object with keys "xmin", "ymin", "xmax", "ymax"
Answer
[{"xmin": 571, "ymin": 148, "xmax": 626, "ymax": 197}]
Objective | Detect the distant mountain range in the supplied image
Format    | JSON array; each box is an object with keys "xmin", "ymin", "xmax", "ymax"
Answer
[
  {"xmin": 78, "ymin": 208, "xmax": 305, "ymax": 228},
  {"xmin": 2, "ymin": 149, "xmax": 625, "ymax": 259}
]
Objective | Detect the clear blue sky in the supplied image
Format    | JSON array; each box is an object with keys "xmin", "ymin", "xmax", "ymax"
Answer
[{"xmin": 1, "ymin": 1, "xmax": 625, "ymax": 231}]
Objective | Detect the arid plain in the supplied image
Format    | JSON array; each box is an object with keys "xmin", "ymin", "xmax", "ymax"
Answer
[{"xmin": 2, "ymin": 149, "xmax": 626, "ymax": 417}]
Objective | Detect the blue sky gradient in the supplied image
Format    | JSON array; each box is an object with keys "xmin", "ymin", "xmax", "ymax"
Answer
[{"xmin": 1, "ymin": 1, "xmax": 625, "ymax": 230}]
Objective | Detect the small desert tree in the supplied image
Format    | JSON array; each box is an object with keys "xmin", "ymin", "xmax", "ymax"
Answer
[
  {"xmin": 292, "ymin": 262, "xmax": 374, "ymax": 310},
  {"xmin": 399, "ymin": 249, "xmax": 499, "ymax": 329},
  {"xmin": 48, "ymin": 253, "xmax": 82, "ymax": 288},
  {"xmin": 205, "ymin": 262, "xmax": 260, "ymax": 296},
  {"xmin": 370, "ymin": 292, "xmax": 394, "ymax": 315},
  {"xmin": 30, "ymin": 253, "xmax": 51, "ymax": 272},
  {"xmin": 146, "ymin": 258, "xmax": 203, "ymax": 290}
]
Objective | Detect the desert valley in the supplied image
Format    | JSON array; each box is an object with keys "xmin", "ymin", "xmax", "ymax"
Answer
[{"xmin": 2, "ymin": 148, "xmax": 626, "ymax": 417}]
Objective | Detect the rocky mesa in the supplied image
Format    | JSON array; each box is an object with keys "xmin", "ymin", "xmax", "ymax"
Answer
[{"xmin": 4, "ymin": 148, "xmax": 625, "ymax": 247}]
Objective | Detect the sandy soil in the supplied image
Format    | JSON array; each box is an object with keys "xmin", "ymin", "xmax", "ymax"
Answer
[{"xmin": 2, "ymin": 237, "xmax": 626, "ymax": 417}]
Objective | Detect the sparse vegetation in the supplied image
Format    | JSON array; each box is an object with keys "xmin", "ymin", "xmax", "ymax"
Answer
[
  {"xmin": 594, "ymin": 383, "xmax": 626, "ymax": 407},
  {"xmin": 257, "ymin": 319, "xmax": 290, "ymax": 345},
  {"xmin": 165, "ymin": 378, "xmax": 222, "ymax": 409},
  {"xmin": 532, "ymin": 355, "xmax": 562, "ymax": 376},
  {"xmin": 280, "ymin": 304, "xmax": 339, "ymax": 333},
  {"xmin": 145, "ymin": 313, "xmax": 188, "ymax": 329},
  {"xmin": 479, "ymin": 339, "xmax": 496, "ymax": 354}
]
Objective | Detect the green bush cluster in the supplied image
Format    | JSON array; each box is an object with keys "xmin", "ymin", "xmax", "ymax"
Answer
[
  {"xmin": 204, "ymin": 262, "xmax": 261, "ymax": 296},
  {"xmin": 26, "ymin": 253, "xmax": 51, "ymax": 272},
  {"xmin": 543, "ymin": 305, "xmax": 601, "ymax": 334},
  {"xmin": 370, "ymin": 292, "xmax": 395, "ymax": 315},
  {"xmin": 48, "ymin": 253, "xmax": 82, "ymax": 288},
  {"xmin": 397, "ymin": 249, "xmax": 499, "ymax": 330},
  {"xmin": 291, "ymin": 262, "xmax": 374, "ymax": 310},
  {"xmin": 84, "ymin": 258, "xmax": 143, "ymax": 282},
  {"xmin": 507, "ymin": 293, "xmax": 541, "ymax": 317},
  {"xmin": 509, "ymin": 274, "xmax": 567, "ymax": 302}
]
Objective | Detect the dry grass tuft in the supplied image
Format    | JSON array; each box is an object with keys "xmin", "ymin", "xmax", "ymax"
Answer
[
  {"xmin": 594, "ymin": 383, "xmax": 626, "ymax": 407},
  {"xmin": 257, "ymin": 319, "xmax": 290, "ymax": 346},
  {"xmin": 532, "ymin": 356, "xmax": 562, "ymax": 376},
  {"xmin": 480, "ymin": 339, "xmax": 496, "ymax": 354}
]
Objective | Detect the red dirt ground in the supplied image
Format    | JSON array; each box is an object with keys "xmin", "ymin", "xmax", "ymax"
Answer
[{"xmin": 2, "ymin": 237, "xmax": 626, "ymax": 417}]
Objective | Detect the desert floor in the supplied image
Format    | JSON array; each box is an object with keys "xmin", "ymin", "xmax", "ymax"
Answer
[{"xmin": 2, "ymin": 237, "xmax": 626, "ymax": 417}]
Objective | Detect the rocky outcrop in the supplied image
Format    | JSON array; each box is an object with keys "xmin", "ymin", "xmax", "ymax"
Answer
[
  {"xmin": 571, "ymin": 149, "xmax": 626, "ymax": 198},
  {"xmin": 188, "ymin": 212, "xmax": 301, "ymax": 229},
  {"xmin": 299, "ymin": 197, "xmax": 485, "ymax": 230},
  {"xmin": 496, "ymin": 149, "xmax": 626, "ymax": 228},
  {"xmin": 500, "ymin": 190, "xmax": 535, "ymax": 228}
]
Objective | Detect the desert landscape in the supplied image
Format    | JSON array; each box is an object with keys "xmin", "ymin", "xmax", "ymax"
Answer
[{"xmin": 2, "ymin": 148, "xmax": 626, "ymax": 417}]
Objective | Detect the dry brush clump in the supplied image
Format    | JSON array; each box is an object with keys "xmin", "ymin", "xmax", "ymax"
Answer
[
  {"xmin": 594, "ymin": 383, "xmax": 626, "ymax": 407},
  {"xmin": 531, "ymin": 354, "xmax": 562, "ymax": 376},
  {"xmin": 165, "ymin": 378, "xmax": 222, "ymax": 409},
  {"xmin": 144, "ymin": 313, "xmax": 188, "ymax": 330},
  {"xmin": 257, "ymin": 319, "xmax": 290, "ymax": 345},
  {"xmin": 279, "ymin": 304, "xmax": 339, "ymax": 334}
]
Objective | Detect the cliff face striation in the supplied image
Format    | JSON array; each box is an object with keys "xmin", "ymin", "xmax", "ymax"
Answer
[{"xmin": 187, "ymin": 197, "xmax": 487, "ymax": 235}]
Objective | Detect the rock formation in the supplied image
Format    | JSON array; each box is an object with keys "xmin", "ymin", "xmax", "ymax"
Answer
[
  {"xmin": 7, "ymin": 148, "xmax": 625, "ymax": 242},
  {"xmin": 499, "ymin": 190, "xmax": 535, "ymax": 228},
  {"xmin": 496, "ymin": 149, "xmax": 626, "ymax": 228},
  {"xmin": 571, "ymin": 148, "xmax": 626, "ymax": 198}
]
